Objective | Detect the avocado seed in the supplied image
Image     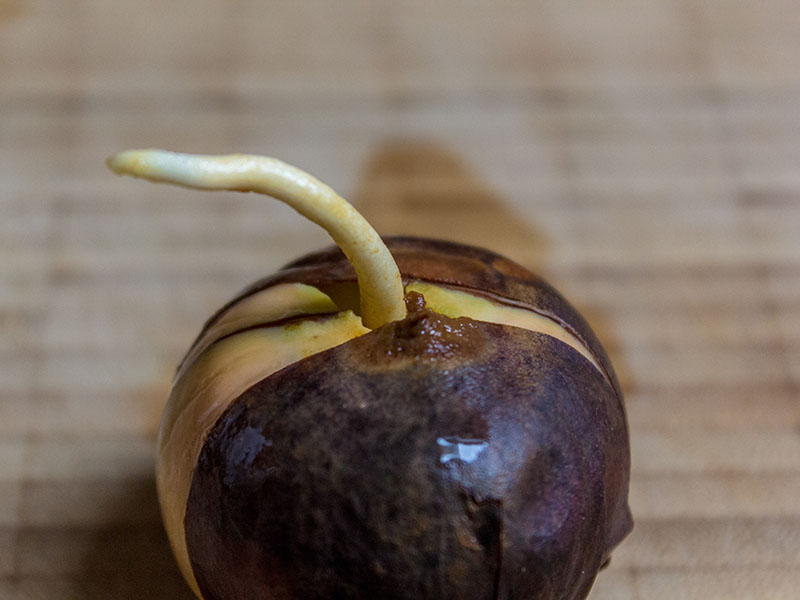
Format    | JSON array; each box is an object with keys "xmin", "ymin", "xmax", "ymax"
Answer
[{"xmin": 108, "ymin": 150, "xmax": 631, "ymax": 600}]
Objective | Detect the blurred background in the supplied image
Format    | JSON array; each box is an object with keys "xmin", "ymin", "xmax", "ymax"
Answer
[{"xmin": 2, "ymin": 1, "xmax": 799, "ymax": 598}]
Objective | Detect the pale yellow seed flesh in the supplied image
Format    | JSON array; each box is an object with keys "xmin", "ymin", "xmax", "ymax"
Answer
[
  {"xmin": 107, "ymin": 149, "xmax": 406, "ymax": 329},
  {"xmin": 177, "ymin": 283, "xmax": 340, "ymax": 381},
  {"xmin": 406, "ymin": 281, "xmax": 603, "ymax": 373}
]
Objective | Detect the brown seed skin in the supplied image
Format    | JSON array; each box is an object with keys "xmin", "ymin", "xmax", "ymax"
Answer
[{"xmin": 185, "ymin": 306, "xmax": 631, "ymax": 600}]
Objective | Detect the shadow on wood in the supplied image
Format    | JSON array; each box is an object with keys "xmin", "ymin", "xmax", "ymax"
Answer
[
  {"xmin": 77, "ymin": 476, "xmax": 195, "ymax": 599},
  {"xmin": 352, "ymin": 139, "xmax": 551, "ymax": 273},
  {"xmin": 352, "ymin": 138, "xmax": 631, "ymax": 399}
]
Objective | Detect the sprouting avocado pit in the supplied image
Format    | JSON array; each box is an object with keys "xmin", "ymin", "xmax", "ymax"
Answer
[{"xmin": 107, "ymin": 149, "xmax": 631, "ymax": 600}]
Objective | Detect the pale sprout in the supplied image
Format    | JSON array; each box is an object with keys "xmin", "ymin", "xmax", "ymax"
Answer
[{"xmin": 107, "ymin": 149, "xmax": 407, "ymax": 329}]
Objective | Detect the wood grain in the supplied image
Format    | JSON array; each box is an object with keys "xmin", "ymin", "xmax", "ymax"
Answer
[{"xmin": 2, "ymin": 1, "xmax": 799, "ymax": 598}]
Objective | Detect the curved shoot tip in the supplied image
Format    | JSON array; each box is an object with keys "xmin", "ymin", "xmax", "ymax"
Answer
[
  {"xmin": 107, "ymin": 149, "xmax": 230, "ymax": 189},
  {"xmin": 106, "ymin": 148, "xmax": 180, "ymax": 178},
  {"xmin": 106, "ymin": 149, "xmax": 146, "ymax": 175},
  {"xmin": 107, "ymin": 149, "xmax": 407, "ymax": 329}
]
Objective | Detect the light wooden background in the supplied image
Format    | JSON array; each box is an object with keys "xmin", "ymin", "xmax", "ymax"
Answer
[{"xmin": 2, "ymin": 1, "xmax": 800, "ymax": 598}]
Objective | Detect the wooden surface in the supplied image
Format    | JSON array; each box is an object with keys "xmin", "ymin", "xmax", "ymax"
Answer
[{"xmin": 2, "ymin": 1, "xmax": 800, "ymax": 598}]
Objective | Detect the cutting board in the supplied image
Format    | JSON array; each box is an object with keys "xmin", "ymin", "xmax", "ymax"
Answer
[{"xmin": 2, "ymin": 1, "xmax": 799, "ymax": 598}]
